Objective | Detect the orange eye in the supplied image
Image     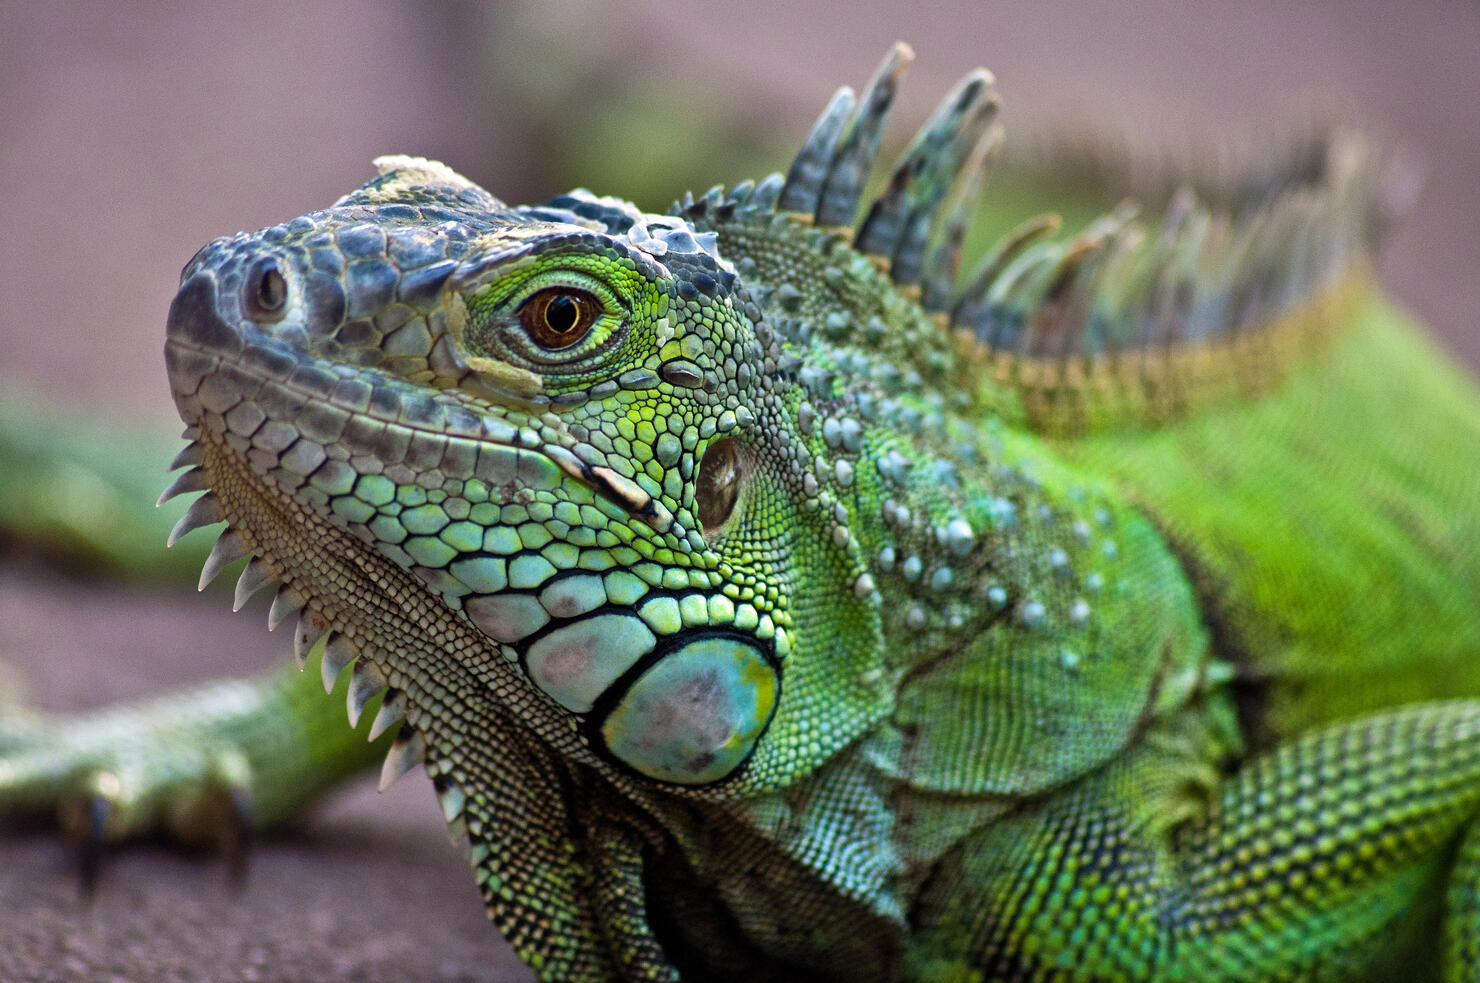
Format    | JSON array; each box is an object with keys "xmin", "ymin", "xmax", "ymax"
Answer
[{"xmin": 518, "ymin": 288, "xmax": 600, "ymax": 349}]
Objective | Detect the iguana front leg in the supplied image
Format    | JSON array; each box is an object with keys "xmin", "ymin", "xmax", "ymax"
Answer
[
  {"xmin": 910, "ymin": 700, "xmax": 1480, "ymax": 981},
  {"xmin": 0, "ymin": 652, "xmax": 386, "ymax": 880}
]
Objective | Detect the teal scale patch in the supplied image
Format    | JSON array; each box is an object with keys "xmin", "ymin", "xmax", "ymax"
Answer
[
  {"xmin": 538, "ymin": 574, "xmax": 608, "ymax": 619},
  {"xmin": 404, "ymin": 535, "xmax": 456, "ymax": 568},
  {"xmin": 450, "ymin": 556, "xmax": 507, "ymax": 594},
  {"xmin": 465, "ymin": 593, "xmax": 549, "ymax": 643},
  {"xmin": 526, "ymin": 613, "xmax": 658, "ymax": 712},
  {"xmin": 508, "ymin": 554, "xmax": 557, "ymax": 589}
]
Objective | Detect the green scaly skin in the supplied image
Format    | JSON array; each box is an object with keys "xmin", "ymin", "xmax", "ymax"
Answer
[{"xmin": 4, "ymin": 45, "xmax": 1480, "ymax": 980}]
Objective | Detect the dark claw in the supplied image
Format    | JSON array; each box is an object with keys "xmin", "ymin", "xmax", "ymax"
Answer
[
  {"xmin": 77, "ymin": 792, "xmax": 111, "ymax": 900},
  {"xmin": 223, "ymin": 784, "xmax": 253, "ymax": 890}
]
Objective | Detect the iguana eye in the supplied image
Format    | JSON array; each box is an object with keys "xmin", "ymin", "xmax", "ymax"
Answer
[{"xmin": 518, "ymin": 288, "xmax": 600, "ymax": 350}]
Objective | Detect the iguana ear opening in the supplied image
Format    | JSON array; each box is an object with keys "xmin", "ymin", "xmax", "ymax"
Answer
[{"xmin": 695, "ymin": 437, "xmax": 748, "ymax": 539}]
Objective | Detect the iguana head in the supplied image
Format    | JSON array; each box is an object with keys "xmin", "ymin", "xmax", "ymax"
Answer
[{"xmin": 164, "ymin": 144, "xmax": 891, "ymax": 791}]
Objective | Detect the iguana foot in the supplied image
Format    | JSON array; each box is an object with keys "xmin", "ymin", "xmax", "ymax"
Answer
[
  {"xmin": 0, "ymin": 658, "xmax": 387, "ymax": 892},
  {"xmin": 0, "ymin": 689, "xmax": 260, "ymax": 891}
]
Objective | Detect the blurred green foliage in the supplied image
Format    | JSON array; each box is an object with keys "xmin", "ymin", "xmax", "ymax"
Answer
[{"xmin": 0, "ymin": 387, "xmax": 208, "ymax": 582}]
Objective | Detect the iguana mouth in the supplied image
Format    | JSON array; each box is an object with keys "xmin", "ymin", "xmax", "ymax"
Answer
[{"xmin": 158, "ymin": 267, "xmax": 623, "ymax": 791}]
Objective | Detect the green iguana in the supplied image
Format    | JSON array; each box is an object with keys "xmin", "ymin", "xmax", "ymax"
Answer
[{"xmin": 5, "ymin": 43, "xmax": 1480, "ymax": 981}]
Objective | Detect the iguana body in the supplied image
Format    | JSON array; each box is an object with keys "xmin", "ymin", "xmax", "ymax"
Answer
[{"xmin": 5, "ymin": 44, "xmax": 1480, "ymax": 981}]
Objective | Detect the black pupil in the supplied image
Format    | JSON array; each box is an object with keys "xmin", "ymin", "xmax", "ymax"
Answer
[{"xmin": 545, "ymin": 294, "xmax": 580, "ymax": 335}]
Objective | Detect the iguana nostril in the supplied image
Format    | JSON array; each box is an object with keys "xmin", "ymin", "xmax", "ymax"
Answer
[
  {"xmin": 165, "ymin": 273, "xmax": 241, "ymax": 355},
  {"xmin": 244, "ymin": 257, "xmax": 288, "ymax": 320}
]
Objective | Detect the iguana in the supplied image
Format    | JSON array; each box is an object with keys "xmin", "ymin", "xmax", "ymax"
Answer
[{"xmin": 5, "ymin": 42, "xmax": 1480, "ymax": 981}]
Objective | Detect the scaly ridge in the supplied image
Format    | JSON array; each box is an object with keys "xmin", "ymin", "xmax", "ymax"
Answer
[
  {"xmin": 157, "ymin": 466, "xmax": 209, "ymax": 505},
  {"xmin": 167, "ymin": 493, "xmax": 223, "ymax": 547},
  {"xmin": 346, "ymin": 660, "xmax": 388, "ymax": 729},
  {"xmin": 779, "ymin": 43, "xmax": 914, "ymax": 228},
  {"xmin": 292, "ymin": 608, "xmax": 331, "ymax": 670},
  {"xmin": 266, "ymin": 583, "xmax": 307, "ymax": 631},
  {"xmin": 694, "ymin": 54, "xmax": 1386, "ymax": 434},
  {"xmin": 320, "ymin": 632, "xmax": 357, "ymax": 694},
  {"xmin": 367, "ymin": 690, "xmax": 407, "ymax": 742},
  {"xmin": 197, "ymin": 528, "xmax": 250, "ymax": 591}
]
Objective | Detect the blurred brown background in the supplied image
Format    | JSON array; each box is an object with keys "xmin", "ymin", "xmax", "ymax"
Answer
[{"xmin": 1, "ymin": 2, "xmax": 1476, "ymax": 981}]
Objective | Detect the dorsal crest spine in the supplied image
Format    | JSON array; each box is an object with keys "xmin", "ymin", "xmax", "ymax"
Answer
[{"xmin": 677, "ymin": 45, "xmax": 1387, "ymax": 434}]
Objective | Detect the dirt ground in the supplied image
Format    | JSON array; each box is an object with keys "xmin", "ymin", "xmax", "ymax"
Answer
[{"xmin": 1, "ymin": 2, "xmax": 1476, "ymax": 980}]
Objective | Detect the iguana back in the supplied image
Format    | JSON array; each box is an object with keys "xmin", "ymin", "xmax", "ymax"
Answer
[
  {"xmin": 688, "ymin": 44, "xmax": 1480, "ymax": 754},
  {"xmin": 1061, "ymin": 294, "xmax": 1480, "ymax": 744}
]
